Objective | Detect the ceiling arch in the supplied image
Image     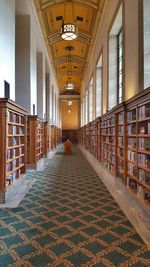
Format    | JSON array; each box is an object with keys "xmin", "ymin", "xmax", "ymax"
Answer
[{"xmin": 34, "ymin": 0, "xmax": 105, "ymax": 93}]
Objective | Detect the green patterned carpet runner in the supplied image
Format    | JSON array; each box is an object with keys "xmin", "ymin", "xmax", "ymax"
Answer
[{"xmin": 0, "ymin": 145, "xmax": 150, "ymax": 266}]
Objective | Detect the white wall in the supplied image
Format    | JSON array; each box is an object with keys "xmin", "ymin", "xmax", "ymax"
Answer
[{"xmin": 0, "ymin": 0, "xmax": 15, "ymax": 100}]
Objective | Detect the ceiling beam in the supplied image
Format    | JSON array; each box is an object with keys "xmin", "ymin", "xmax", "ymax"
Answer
[
  {"xmin": 57, "ymin": 71, "xmax": 83, "ymax": 78},
  {"xmin": 54, "ymin": 55, "xmax": 86, "ymax": 66},
  {"xmin": 41, "ymin": 0, "xmax": 98, "ymax": 10}
]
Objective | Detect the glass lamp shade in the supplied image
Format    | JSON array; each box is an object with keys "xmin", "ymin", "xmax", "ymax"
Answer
[
  {"xmin": 67, "ymin": 100, "xmax": 72, "ymax": 105},
  {"xmin": 61, "ymin": 23, "xmax": 78, "ymax": 40},
  {"xmin": 66, "ymin": 81, "xmax": 74, "ymax": 90}
]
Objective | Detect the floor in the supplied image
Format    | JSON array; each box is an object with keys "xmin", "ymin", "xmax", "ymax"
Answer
[{"xmin": 0, "ymin": 145, "xmax": 150, "ymax": 266}]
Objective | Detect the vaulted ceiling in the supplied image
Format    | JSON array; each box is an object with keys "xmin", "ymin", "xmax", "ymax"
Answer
[{"xmin": 34, "ymin": 0, "xmax": 105, "ymax": 94}]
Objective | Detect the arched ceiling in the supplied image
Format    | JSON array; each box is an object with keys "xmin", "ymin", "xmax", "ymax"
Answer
[{"xmin": 34, "ymin": 0, "xmax": 105, "ymax": 93}]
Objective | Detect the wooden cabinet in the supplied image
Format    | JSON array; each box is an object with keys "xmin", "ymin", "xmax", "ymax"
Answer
[
  {"xmin": 0, "ymin": 98, "xmax": 27, "ymax": 203},
  {"xmin": 27, "ymin": 116, "xmax": 43, "ymax": 168}
]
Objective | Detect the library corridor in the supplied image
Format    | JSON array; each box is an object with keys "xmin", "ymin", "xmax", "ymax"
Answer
[{"xmin": 0, "ymin": 145, "xmax": 150, "ymax": 267}]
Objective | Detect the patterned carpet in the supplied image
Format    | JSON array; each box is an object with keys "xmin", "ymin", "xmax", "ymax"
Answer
[{"xmin": 0, "ymin": 145, "xmax": 150, "ymax": 266}]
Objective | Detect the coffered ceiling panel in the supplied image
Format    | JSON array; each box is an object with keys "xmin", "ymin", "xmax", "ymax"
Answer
[{"xmin": 34, "ymin": 0, "xmax": 105, "ymax": 93}]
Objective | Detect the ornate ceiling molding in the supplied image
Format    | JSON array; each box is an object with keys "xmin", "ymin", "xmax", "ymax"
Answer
[
  {"xmin": 57, "ymin": 71, "xmax": 83, "ymax": 78},
  {"xmin": 41, "ymin": 0, "xmax": 98, "ymax": 10},
  {"xmin": 54, "ymin": 55, "xmax": 86, "ymax": 66},
  {"xmin": 48, "ymin": 30, "xmax": 92, "ymax": 45}
]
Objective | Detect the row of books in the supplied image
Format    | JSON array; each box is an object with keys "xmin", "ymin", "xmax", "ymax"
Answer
[
  {"xmin": 7, "ymin": 147, "xmax": 24, "ymax": 160},
  {"xmin": 8, "ymin": 125, "xmax": 24, "ymax": 135},
  {"xmin": 8, "ymin": 112, "xmax": 23, "ymax": 124},
  {"xmin": 8, "ymin": 136, "xmax": 24, "ymax": 147},
  {"xmin": 118, "ymin": 136, "xmax": 123, "ymax": 146},
  {"xmin": 128, "ymin": 138, "xmax": 136, "ymax": 148},
  {"xmin": 127, "ymin": 124, "xmax": 136, "ymax": 135},
  {"xmin": 138, "ymin": 153, "xmax": 150, "ymax": 168},
  {"xmin": 101, "ymin": 117, "xmax": 115, "ymax": 127},
  {"xmin": 117, "ymin": 147, "xmax": 124, "ymax": 157},
  {"xmin": 138, "ymin": 138, "xmax": 150, "ymax": 151},
  {"xmin": 103, "ymin": 136, "xmax": 115, "ymax": 144},
  {"xmin": 138, "ymin": 122, "xmax": 150, "ymax": 134},
  {"xmin": 128, "ymin": 150, "xmax": 136, "ymax": 161},
  {"xmin": 7, "ymin": 168, "xmax": 23, "ymax": 185},
  {"xmin": 118, "ymin": 158, "xmax": 124, "ymax": 168},
  {"xmin": 118, "ymin": 125, "xmax": 123, "ymax": 135},
  {"xmin": 127, "ymin": 110, "xmax": 136, "ymax": 122},
  {"xmin": 137, "ymin": 186, "xmax": 150, "ymax": 201},
  {"xmin": 139, "ymin": 169, "xmax": 150, "ymax": 183},
  {"xmin": 118, "ymin": 113, "xmax": 124, "ymax": 124},
  {"xmin": 128, "ymin": 163, "xmax": 137, "ymax": 176},
  {"xmin": 138, "ymin": 103, "xmax": 150, "ymax": 119}
]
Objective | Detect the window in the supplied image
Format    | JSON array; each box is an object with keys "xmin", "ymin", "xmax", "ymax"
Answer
[
  {"xmin": 89, "ymin": 76, "xmax": 93, "ymax": 122},
  {"xmin": 85, "ymin": 90, "xmax": 89, "ymax": 124},
  {"xmin": 109, "ymin": 5, "xmax": 122, "ymax": 110},
  {"xmin": 117, "ymin": 30, "xmax": 123, "ymax": 103},
  {"xmin": 143, "ymin": 0, "xmax": 150, "ymax": 89},
  {"xmin": 96, "ymin": 55, "xmax": 102, "ymax": 117}
]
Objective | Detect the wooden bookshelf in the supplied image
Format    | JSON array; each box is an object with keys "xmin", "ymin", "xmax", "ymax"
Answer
[
  {"xmin": 0, "ymin": 98, "xmax": 27, "ymax": 203},
  {"xmin": 43, "ymin": 122, "xmax": 51, "ymax": 157},
  {"xmin": 27, "ymin": 116, "xmax": 43, "ymax": 168},
  {"xmin": 85, "ymin": 123, "xmax": 91, "ymax": 152},
  {"xmin": 78, "ymin": 87, "xmax": 150, "ymax": 207},
  {"xmin": 115, "ymin": 104, "xmax": 126, "ymax": 184},
  {"xmin": 91, "ymin": 120, "xmax": 97, "ymax": 158},
  {"xmin": 51, "ymin": 125, "xmax": 55, "ymax": 149},
  {"xmin": 126, "ymin": 90, "xmax": 150, "ymax": 205},
  {"xmin": 101, "ymin": 113, "xmax": 116, "ymax": 175}
]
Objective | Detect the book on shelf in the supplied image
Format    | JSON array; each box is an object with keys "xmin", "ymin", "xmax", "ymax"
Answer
[
  {"xmin": 126, "ymin": 177, "xmax": 137, "ymax": 190},
  {"xmin": 7, "ymin": 149, "xmax": 11, "ymax": 160},
  {"xmin": 127, "ymin": 124, "xmax": 136, "ymax": 135},
  {"xmin": 139, "ymin": 169, "xmax": 150, "ymax": 183},
  {"xmin": 128, "ymin": 138, "xmax": 136, "ymax": 148},
  {"xmin": 138, "ymin": 153, "xmax": 150, "ymax": 168},
  {"xmin": 118, "ymin": 113, "xmax": 123, "ymax": 124},
  {"xmin": 128, "ymin": 163, "xmax": 137, "ymax": 176},
  {"xmin": 6, "ymin": 162, "xmax": 12, "ymax": 172},
  {"xmin": 127, "ymin": 110, "xmax": 136, "ymax": 122},
  {"xmin": 118, "ymin": 136, "xmax": 123, "ymax": 146},
  {"xmin": 13, "ymin": 160, "xmax": 17, "ymax": 168},
  {"xmin": 13, "ymin": 125, "xmax": 17, "ymax": 134},
  {"xmin": 118, "ymin": 125, "xmax": 123, "ymax": 135},
  {"xmin": 138, "ymin": 138, "xmax": 150, "ymax": 151},
  {"xmin": 138, "ymin": 103, "xmax": 150, "ymax": 119},
  {"xmin": 117, "ymin": 147, "xmax": 123, "ymax": 157},
  {"xmin": 137, "ymin": 185, "xmax": 150, "ymax": 200},
  {"xmin": 128, "ymin": 150, "xmax": 137, "ymax": 161}
]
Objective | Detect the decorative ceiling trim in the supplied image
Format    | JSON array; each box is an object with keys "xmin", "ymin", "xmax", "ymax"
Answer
[
  {"xmin": 57, "ymin": 71, "xmax": 83, "ymax": 78},
  {"xmin": 41, "ymin": 0, "xmax": 98, "ymax": 10},
  {"xmin": 60, "ymin": 90, "xmax": 80, "ymax": 95},
  {"xmin": 48, "ymin": 30, "xmax": 92, "ymax": 45},
  {"xmin": 54, "ymin": 55, "xmax": 86, "ymax": 66}
]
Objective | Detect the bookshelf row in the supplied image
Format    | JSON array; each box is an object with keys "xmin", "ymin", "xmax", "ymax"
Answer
[
  {"xmin": 78, "ymin": 87, "xmax": 150, "ymax": 207},
  {"xmin": 0, "ymin": 98, "xmax": 61, "ymax": 203}
]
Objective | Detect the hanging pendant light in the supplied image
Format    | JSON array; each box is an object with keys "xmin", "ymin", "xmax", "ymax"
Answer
[
  {"xmin": 60, "ymin": 0, "xmax": 78, "ymax": 41},
  {"xmin": 67, "ymin": 100, "xmax": 72, "ymax": 105},
  {"xmin": 65, "ymin": 46, "xmax": 74, "ymax": 90}
]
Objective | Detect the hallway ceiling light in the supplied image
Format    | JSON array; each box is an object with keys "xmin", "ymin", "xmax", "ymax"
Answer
[
  {"xmin": 60, "ymin": 0, "xmax": 78, "ymax": 41},
  {"xmin": 67, "ymin": 100, "xmax": 72, "ymax": 105},
  {"xmin": 68, "ymin": 108, "xmax": 71, "ymax": 113}
]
